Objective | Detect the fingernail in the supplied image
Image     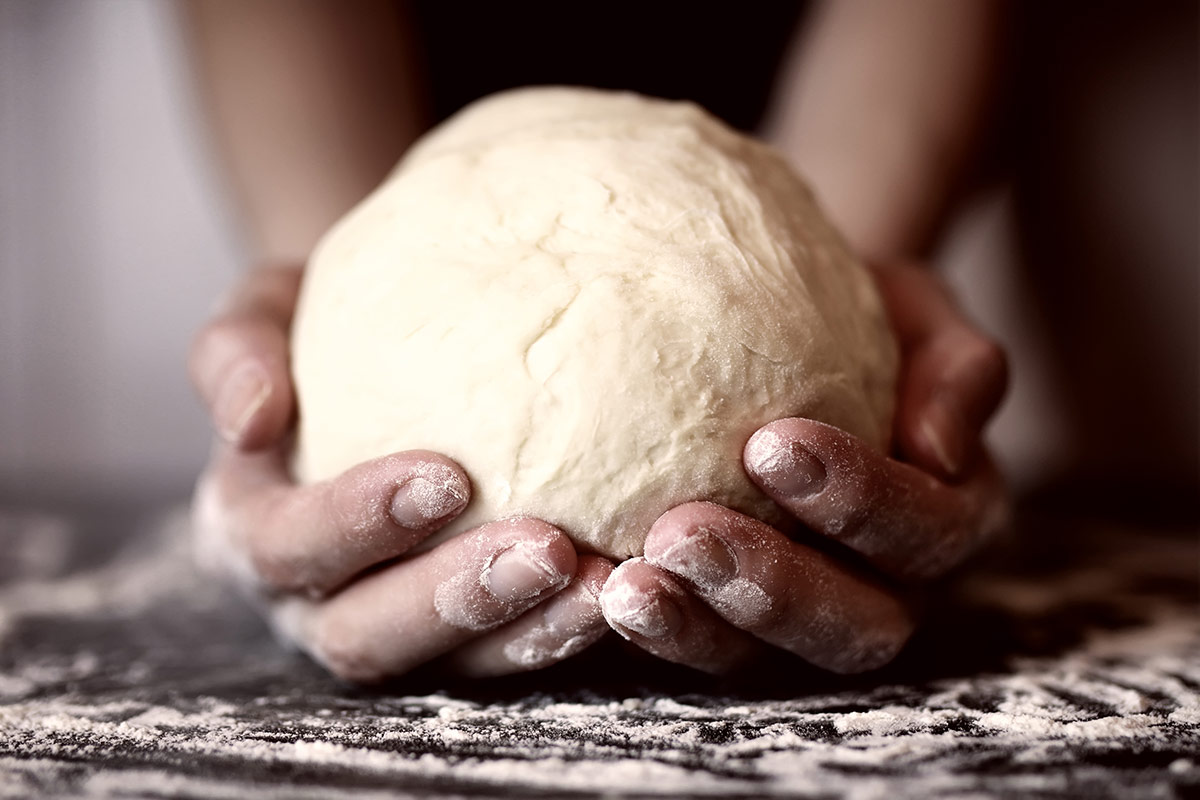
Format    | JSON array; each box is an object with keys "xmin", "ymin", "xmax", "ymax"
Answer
[
  {"xmin": 214, "ymin": 362, "xmax": 270, "ymax": 443},
  {"xmin": 389, "ymin": 476, "xmax": 467, "ymax": 529},
  {"xmin": 484, "ymin": 543, "xmax": 567, "ymax": 603},
  {"xmin": 651, "ymin": 529, "xmax": 738, "ymax": 590},
  {"xmin": 600, "ymin": 579, "xmax": 682, "ymax": 639},
  {"xmin": 745, "ymin": 428, "xmax": 826, "ymax": 498},
  {"xmin": 920, "ymin": 399, "xmax": 965, "ymax": 476}
]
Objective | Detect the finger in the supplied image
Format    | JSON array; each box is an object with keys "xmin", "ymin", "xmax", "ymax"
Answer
[
  {"xmin": 196, "ymin": 446, "xmax": 471, "ymax": 596},
  {"xmin": 745, "ymin": 418, "xmax": 1008, "ymax": 581},
  {"xmin": 644, "ymin": 502, "xmax": 915, "ymax": 674},
  {"xmin": 873, "ymin": 262, "xmax": 1009, "ymax": 478},
  {"xmin": 446, "ymin": 556, "xmax": 614, "ymax": 677},
  {"xmin": 188, "ymin": 265, "xmax": 303, "ymax": 450},
  {"xmin": 600, "ymin": 557, "xmax": 761, "ymax": 675},
  {"xmin": 277, "ymin": 519, "xmax": 576, "ymax": 683}
]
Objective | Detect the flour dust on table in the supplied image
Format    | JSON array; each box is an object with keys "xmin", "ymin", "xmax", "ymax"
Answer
[{"xmin": 0, "ymin": 503, "xmax": 1196, "ymax": 798}]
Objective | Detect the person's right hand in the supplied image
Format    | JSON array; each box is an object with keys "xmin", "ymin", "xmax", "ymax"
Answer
[{"xmin": 188, "ymin": 265, "xmax": 613, "ymax": 682}]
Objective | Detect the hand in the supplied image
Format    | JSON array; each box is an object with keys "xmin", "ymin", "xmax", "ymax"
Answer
[
  {"xmin": 599, "ymin": 262, "xmax": 1009, "ymax": 674},
  {"xmin": 189, "ymin": 264, "xmax": 613, "ymax": 681}
]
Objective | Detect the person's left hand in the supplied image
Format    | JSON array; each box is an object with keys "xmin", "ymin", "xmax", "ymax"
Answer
[{"xmin": 598, "ymin": 262, "xmax": 1009, "ymax": 674}]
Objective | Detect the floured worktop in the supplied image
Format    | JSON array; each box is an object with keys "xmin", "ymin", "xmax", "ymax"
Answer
[{"xmin": 0, "ymin": 500, "xmax": 1196, "ymax": 798}]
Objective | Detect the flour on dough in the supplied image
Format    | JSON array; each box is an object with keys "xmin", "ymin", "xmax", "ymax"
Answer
[{"xmin": 291, "ymin": 87, "xmax": 897, "ymax": 560}]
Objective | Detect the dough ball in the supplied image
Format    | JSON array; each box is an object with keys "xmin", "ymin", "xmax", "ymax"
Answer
[{"xmin": 291, "ymin": 87, "xmax": 897, "ymax": 560}]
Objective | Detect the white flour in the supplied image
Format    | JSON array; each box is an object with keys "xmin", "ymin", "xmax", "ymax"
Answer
[{"xmin": 0, "ymin": 505, "xmax": 1196, "ymax": 798}]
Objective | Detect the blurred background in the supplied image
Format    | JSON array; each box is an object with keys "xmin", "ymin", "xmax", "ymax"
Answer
[
  {"xmin": 0, "ymin": 0, "xmax": 1196, "ymax": 512},
  {"xmin": 1, "ymin": 0, "xmax": 241, "ymax": 505}
]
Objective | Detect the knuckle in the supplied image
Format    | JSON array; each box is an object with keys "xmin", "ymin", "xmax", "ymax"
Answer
[
  {"xmin": 245, "ymin": 539, "xmax": 294, "ymax": 590},
  {"xmin": 900, "ymin": 492, "xmax": 999, "ymax": 581},
  {"xmin": 191, "ymin": 470, "xmax": 293, "ymax": 595},
  {"xmin": 966, "ymin": 337, "xmax": 1010, "ymax": 396},
  {"xmin": 187, "ymin": 321, "xmax": 225, "ymax": 388},
  {"xmin": 311, "ymin": 619, "xmax": 384, "ymax": 683},
  {"xmin": 837, "ymin": 505, "xmax": 875, "ymax": 542},
  {"xmin": 798, "ymin": 436, "xmax": 880, "ymax": 536},
  {"xmin": 190, "ymin": 472, "xmax": 237, "ymax": 574},
  {"xmin": 900, "ymin": 553, "xmax": 950, "ymax": 583},
  {"xmin": 827, "ymin": 625, "xmax": 912, "ymax": 674},
  {"xmin": 327, "ymin": 474, "xmax": 372, "ymax": 536},
  {"xmin": 818, "ymin": 479, "xmax": 876, "ymax": 542},
  {"xmin": 189, "ymin": 317, "xmax": 266, "ymax": 403},
  {"xmin": 189, "ymin": 317, "xmax": 222, "ymax": 356},
  {"xmin": 818, "ymin": 609, "xmax": 914, "ymax": 674},
  {"xmin": 738, "ymin": 590, "xmax": 790, "ymax": 633},
  {"xmin": 245, "ymin": 521, "xmax": 324, "ymax": 595},
  {"xmin": 190, "ymin": 316, "xmax": 240, "ymax": 367},
  {"xmin": 903, "ymin": 534, "xmax": 967, "ymax": 582},
  {"xmin": 192, "ymin": 312, "xmax": 281, "ymax": 371}
]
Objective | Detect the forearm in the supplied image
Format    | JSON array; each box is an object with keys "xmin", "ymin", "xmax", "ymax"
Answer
[
  {"xmin": 766, "ymin": 0, "xmax": 1002, "ymax": 262},
  {"xmin": 182, "ymin": 0, "xmax": 426, "ymax": 263}
]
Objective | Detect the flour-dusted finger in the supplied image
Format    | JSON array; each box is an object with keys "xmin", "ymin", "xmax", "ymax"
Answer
[
  {"xmin": 297, "ymin": 519, "xmax": 576, "ymax": 682},
  {"xmin": 600, "ymin": 557, "xmax": 761, "ymax": 675},
  {"xmin": 872, "ymin": 262, "xmax": 1009, "ymax": 479},
  {"xmin": 644, "ymin": 503, "xmax": 915, "ymax": 674},
  {"xmin": 744, "ymin": 418, "xmax": 1008, "ymax": 581},
  {"xmin": 195, "ymin": 447, "xmax": 471, "ymax": 597},
  {"xmin": 446, "ymin": 556, "xmax": 613, "ymax": 677},
  {"xmin": 189, "ymin": 265, "xmax": 303, "ymax": 450}
]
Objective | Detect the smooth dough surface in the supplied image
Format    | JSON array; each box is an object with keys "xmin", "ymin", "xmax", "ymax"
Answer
[{"xmin": 292, "ymin": 87, "xmax": 898, "ymax": 560}]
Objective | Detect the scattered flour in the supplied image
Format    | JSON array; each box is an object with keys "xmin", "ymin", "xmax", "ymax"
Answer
[{"xmin": 0, "ymin": 505, "xmax": 1196, "ymax": 798}]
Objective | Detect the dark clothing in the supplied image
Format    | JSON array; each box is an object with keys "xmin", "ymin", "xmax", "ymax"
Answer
[{"xmin": 410, "ymin": 1, "xmax": 807, "ymax": 132}]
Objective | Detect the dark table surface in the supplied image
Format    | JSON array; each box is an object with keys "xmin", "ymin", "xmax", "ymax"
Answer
[{"xmin": 0, "ymin": 495, "xmax": 1196, "ymax": 798}]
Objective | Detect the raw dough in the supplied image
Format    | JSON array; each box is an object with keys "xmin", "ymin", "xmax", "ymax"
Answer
[{"xmin": 292, "ymin": 87, "xmax": 897, "ymax": 560}]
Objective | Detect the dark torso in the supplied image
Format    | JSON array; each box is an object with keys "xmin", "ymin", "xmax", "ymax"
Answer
[{"xmin": 410, "ymin": 1, "xmax": 807, "ymax": 131}]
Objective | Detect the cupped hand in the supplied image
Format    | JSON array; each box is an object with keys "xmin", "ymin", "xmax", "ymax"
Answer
[
  {"xmin": 600, "ymin": 262, "xmax": 1009, "ymax": 675},
  {"xmin": 189, "ymin": 265, "xmax": 613, "ymax": 681}
]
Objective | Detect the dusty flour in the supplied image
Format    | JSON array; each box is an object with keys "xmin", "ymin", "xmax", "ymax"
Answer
[{"xmin": 0, "ymin": 505, "xmax": 1197, "ymax": 798}]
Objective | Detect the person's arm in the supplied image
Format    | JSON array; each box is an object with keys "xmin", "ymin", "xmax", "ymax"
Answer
[
  {"xmin": 184, "ymin": 0, "xmax": 426, "ymax": 262},
  {"xmin": 766, "ymin": 0, "xmax": 1003, "ymax": 262},
  {"xmin": 766, "ymin": 0, "xmax": 1008, "ymax": 479},
  {"xmin": 183, "ymin": 0, "xmax": 609, "ymax": 681},
  {"xmin": 602, "ymin": 0, "xmax": 1010, "ymax": 674}
]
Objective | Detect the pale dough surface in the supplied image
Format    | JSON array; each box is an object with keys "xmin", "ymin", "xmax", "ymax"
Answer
[{"xmin": 292, "ymin": 87, "xmax": 897, "ymax": 559}]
